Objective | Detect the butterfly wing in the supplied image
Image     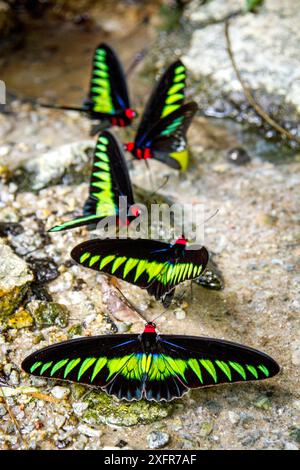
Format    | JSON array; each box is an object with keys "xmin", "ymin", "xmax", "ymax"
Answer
[
  {"xmin": 71, "ymin": 238, "xmax": 172, "ymax": 289},
  {"xmin": 22, "ymin": 333, "xmax": 280, "ymax": 402},
  {"xmin": 146, "ymin": 244, "xmax": 209, "ymax": 301},
  {"xmin": 87, "ymin": 43, "xmax": 130, "ymax": 118},
  {"xmin": 49, "ymin": 132, "xmax": 135, "ymax": 232},
  {"xmin": 71, "ymin": 239, "xmax": 209, "ymax": 300},
  {"xmin": 136, "ymin": 60, "xmax": 186, "ymax": 141},
  {"xmin": 21, "ymin": 334, "xmax": 147, "ymax": 401},
  {"xmin": 137, "ymin": 102, "xmax": 198, "ymax": 171},
  {"xmin": 142, "ymin": 335, "xmax": 280, "ymax": 401}
]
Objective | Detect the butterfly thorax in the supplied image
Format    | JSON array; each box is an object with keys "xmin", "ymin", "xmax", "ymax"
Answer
[
  {"xmin": 125, "ymin": 142, "xmax": 153, "ymax": 160},
  {"xmin": 109, "ymin": 109, "xmax": 136, "ymax": 128},
  {"xmin": 139, "ymin": 323, "xmax": 161, "ymax": 354},
  {"xmin": 171, "ymin": 236, "xmax": 188, "ymax": 259}
]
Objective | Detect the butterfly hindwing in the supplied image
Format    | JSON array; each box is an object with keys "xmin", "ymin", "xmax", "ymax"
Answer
[
  {"xmin": 136, "ymin": 102, "xmax": 198, "ymax": 171},
  {"xmin": 88, "ymin": 43, "xmax": 130, "ymax": 118},
  {"xmin": 49, "ymin": 131, "xmax": 135, "ymax": 232},
  {"xmin": 135, "ymin": 60, "xmax": 186, "ymax": 142}
]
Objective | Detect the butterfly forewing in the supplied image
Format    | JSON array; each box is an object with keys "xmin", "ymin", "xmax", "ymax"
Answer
[
  {"xmin": 89, "ymin": 43, "xmax": 130, "ymax": 117},
  {"xmin": 49, "ymin": 132, "xmax": 135, "ymax": 232},
  {"xmin": 136, "ymin": 60, "xmax": 187, "ymax": 142}
]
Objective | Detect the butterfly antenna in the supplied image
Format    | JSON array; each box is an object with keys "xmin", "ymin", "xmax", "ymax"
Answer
[
  {"xmin": 126, "ymin": 46, "xmax": 149, "ymax": 77},
  {"xmin": 148, "ymin": 175, "xmax": 170, "ymax": 199},
  {"xmin": 112, "ymin": 284, "xmax": 148, "ymax": 323},
  {"xmin": 151, "ymin": 306, "xmax": 170, "ymax": 323},
  {"xmin": 204, "ymin": 209, "xmax": 219, "ymax": 225},
  {"xmin": 144, "ymin": 159, "xmax": 154, "ymax": 189},
  {"xmin": 90, "ymin": 120, "xmax": 111, "ymax": 137},
  {"xmin": 38, "ymin": 102, "xmax": 85, "ymax": 113}
]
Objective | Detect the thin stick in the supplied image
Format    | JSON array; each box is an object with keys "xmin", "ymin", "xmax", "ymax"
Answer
[
  {"xmin": 0, "ymin": 387, "xmax": 26, "ymax": 448},
  {"xmin": 148, "ymin": 175, "xmax": 170, "ymax": 199},
  {"xmin": 126, "ymin": 47, "xmax": 149, "ymax": 77},
  {"xmin": 225, "ymin": 20, "xmax": 300, "ymax": 145},
  {"xmin": 145, "ymin": 159, "xmax": 154, "ymax": 189}
]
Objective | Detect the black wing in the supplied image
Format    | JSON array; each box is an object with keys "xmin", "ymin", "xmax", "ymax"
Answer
[
  {"xmin": 87, "ymin": 43, "xmax": 130, "ymax": 117},
  {"xmin": 141, "ymin": 335, "xmax": 280, "ymax": 400},
  {"xmin": 49, "ymin": 132, "xmax": 135, "ymax": 232},
  {"xmin": 136, "ymin": 60, "xmax": 186, "ymax": 141},
  {"xmin": 71, "ymin": 238, "xmax": 209, "ymax": 300},
  {"xmin": 137, "ymin": 102, "xmax": 198, "ymax": 171},
  {"xmin": 22, "ymin": 334, "xmax": 148, "ymax": 401}
]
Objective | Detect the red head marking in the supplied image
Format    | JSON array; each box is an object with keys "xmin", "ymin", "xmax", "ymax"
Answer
[
  {"xmin": 125, "ymin": 108, "xmax": 136, "ymax": 120},
  {"xmin": 125, "ymin": 142, "xmax": 135, "ymax": 152},
  {"xmin": 143, "ymin": 322, "xmax": 156, "ymax": 334},
  {"xmin": 130, "ymin": 205, "xmax": 140, "ymax": 217},
  {"xmin": 175, "ymin": 234, "xmax": 187, "ymax": 246}
]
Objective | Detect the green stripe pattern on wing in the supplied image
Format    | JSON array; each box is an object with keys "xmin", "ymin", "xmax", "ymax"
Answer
[
  {"xmin": 28, "ymin": 354, "xmax": 270, "ymax": 387},
  {"xmin": 91, "ymin": 47, "xmax": 114, "ymax": 114},
  {"xmin": 161, "ymin": 64, "xmax": 186, "ymax": 118}
]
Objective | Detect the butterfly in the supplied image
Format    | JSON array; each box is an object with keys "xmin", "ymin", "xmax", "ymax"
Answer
[
  {"xmin": 40, "ymin": 43, "xmax": 137, "ymax": 136},
  {"xmin": 48, "ymin": 131, "xmax": 140, "ymax": 233},
  {"xmin": 71, "ymin": 236, "xmax": 209, "ymax": 306},
  {"xmin": 124, "ymin": 60, "xmax": 197, "ymax": 171},
  {"xmin": 22, "ymin": 321, "xmax": 280, "ymax": 402}
]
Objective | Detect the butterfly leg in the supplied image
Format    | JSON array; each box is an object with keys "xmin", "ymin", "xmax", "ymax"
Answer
[
  {"xmin": 90, "ymin": 120, "xmax": 111, "ymax": 137},
  {"xmin": 111, "ymin": 282, "xmax": 148, "ymax": 323},
  {"xmin": 144, "ymin": 159, "xmax": 154, "ymax": 190}
]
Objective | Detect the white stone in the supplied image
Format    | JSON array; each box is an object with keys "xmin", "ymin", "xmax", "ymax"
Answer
[
  {"xmin": 50, "ymin": 386, "xmax": 70, "ymax": 400},
  {"xmin": 78, "ymin": 424, "xmax": 102, "ymax": 438}
]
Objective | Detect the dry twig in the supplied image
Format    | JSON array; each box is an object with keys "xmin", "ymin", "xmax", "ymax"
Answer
[{"xmin": 225, "ymin": 20, "xmax": 300, "ymax": 145}]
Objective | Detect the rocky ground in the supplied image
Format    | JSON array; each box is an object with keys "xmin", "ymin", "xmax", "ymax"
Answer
[{"xmin": 0, "ymin": 0, "xmax": 299, "ymax": 451}]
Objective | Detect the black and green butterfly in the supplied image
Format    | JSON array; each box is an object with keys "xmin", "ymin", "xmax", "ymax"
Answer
[
  {"xmin": 124, "ymin": 60, "xmax": 197, "ymax": 171},
  {"xmin": 48, "ymin": 131, "xmax": 139, "ymax": 232},
  {"xmin": 41, "ymin": 43, "xmax": 137, "ymax": 135},
  {"xmin": 71, "ymin": 236, "xmax": 209, "ymax": 306},
  {"xmin": 22, "ymin": 322, "xmax": 280, "ymax": 402}
]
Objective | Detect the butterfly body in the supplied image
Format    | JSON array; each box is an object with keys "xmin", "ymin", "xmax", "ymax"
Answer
[
  {"xmin": 71, "ymin": 236, "xmax": 209, "ymax": 305},
  {"xmin": 22, "ymin": 322, "xmax": 280, "ymax": 402}
]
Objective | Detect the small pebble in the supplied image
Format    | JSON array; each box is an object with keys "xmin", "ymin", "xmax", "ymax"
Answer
[
  {"xmin": 228, "ymin": 411, "xmax": 240, "ymax": 425},
  {"xmin": 72, "ymin": 402, "xmax": 89, "ymax": 416},
  {"xmin": 199, "ymin": 422, "xmax": 213, "ymax": 437},
  {"xmin": 0, "ymin": 404, "xmax": 7, "ymax": 417},
  {"xmin": 254, "ymin": 396, "xmax": 271, "ymax": 410},
  {"xmin": 55, "ymin": 414, "xmax": 66, "ymax": 429},
  {"xmin": 78, "ymin": 424, "xmax": 102, "ymax": 438},
  {"xmin": 147, "ymin": 431, "xmax": 170, "ymax": 449},
  {"xmin": 284, "ymin": 442, "xmax": 298, "ymax": 450},
  {"xmin": 227, "ymin": 147, "xmax": 251, "ymax": 165},
  {"xmin": 51, "ymin": 386, "xmax": 70, "ymax": 400},
  {"xmin": 174, "ymin": 308, "xmax": 186, "ymax": 320},
  {"xmin": 10, "ymin": 370, "xmax": 20, "ymax": 386}
]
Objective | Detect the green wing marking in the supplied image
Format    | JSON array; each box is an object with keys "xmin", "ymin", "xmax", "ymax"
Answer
[
  {"xmin": 90, "ymin": 46, "xmax": 114, "ymax": 114},
  {"xmin": 48, "ymin": 133, "xmax": 121, "ymax": 232},
  {"xmin": 161, "ymin": 64, "xmax": 186, "ymax": 118}
]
